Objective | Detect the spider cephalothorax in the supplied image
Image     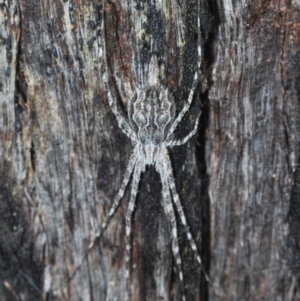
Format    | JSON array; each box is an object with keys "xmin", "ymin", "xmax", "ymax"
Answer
[
  {"xmin": 127, "ymin": 56, "xmax": 176, "ymax": 164},
  {"xmin": 130, "ymin": 85, "xmax": 175, "ymax": 146}
]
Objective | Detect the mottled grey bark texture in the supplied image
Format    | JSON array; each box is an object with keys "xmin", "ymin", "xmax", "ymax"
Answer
[
  {"xmin": 208, "ymin": 1, "xmax": 300, "ymax": 300},
  {"xmin": 1, "ymin": 0, "xmax": 300, "ymax": 301}
]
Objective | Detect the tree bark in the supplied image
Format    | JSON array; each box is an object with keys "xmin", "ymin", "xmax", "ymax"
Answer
[
  {"xmin": 208, "ymin": 1, "xmax": 300, "ymax": 300},
  {"xmin": 1, "ymin": 0, "xmax": 300, "ymax": 301}
]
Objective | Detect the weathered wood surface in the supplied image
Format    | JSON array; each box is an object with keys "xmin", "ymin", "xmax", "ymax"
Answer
[
  {"xmin": 208, "ymin": 1, "xmax": 300, "ymax": 300},
  {"xmin": 1, "ymin": 0, "xmax": 300, "ymax": 301}
]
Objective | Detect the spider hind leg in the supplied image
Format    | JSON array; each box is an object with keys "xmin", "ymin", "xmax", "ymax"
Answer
[
  {"xmin": 161, "ymin": 170, "xmax": 186, "ymax": 300},
  {"xmin": 124, "ymin": 160, "xmax": 142, "ymax": 301},
  {"xmin": 165, "ymin": 153, "xmax": 209, "ymax": 282}
]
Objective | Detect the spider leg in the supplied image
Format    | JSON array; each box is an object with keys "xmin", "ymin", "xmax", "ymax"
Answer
[
  {"xmin": 101, "ymin": 5, "xmax": 136, "ymax": 142},
  {"xmin": 166, "ymin": 70, "xmax": 199, "ymax": 140},
  {"xmin": 124, "ymin": 159, "xmax": 142, "ymax": 301},
  {"xmin": 102, "ymin": 72, "xmax": 137, "ymax": 141},
  {"xmin": 158, "ymin": 162, "xmax": 186, "ymax": 301},
  {"xmin": 166, "ymin": 110, "xmax": 201, "ymax": 146},
  {"xmin": 69, "ymin": 148, "xmax": 138, "ymax": 281},
  {"xmin": 85, "ymin": 148, "xmax": 137, "ymax": 250},
  {"xmin": 99, "ymin": 147, "xmax": 138, "ymax": 237},
  {"xmin": 167, "ymin": 0, "xmax": 202, "ymax": 141},
  {"xmin": 164, "ymin": 151, "xmax": 209, "ymax": 282}
]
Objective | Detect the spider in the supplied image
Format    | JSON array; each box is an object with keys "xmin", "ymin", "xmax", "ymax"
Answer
[
  {"xmin": 99, "ymin": 55, "xmax": 208, "ymax": 300},
  {"xmin": 86, "ymin": 2, "xmax": 208, "ymax": 300}
]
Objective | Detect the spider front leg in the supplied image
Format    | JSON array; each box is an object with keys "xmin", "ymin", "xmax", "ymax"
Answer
[
  {"xmin": 101, "ymin": 6, "xmax": 136, "ymax": 142},
  {"xmin": 167, "ymin": 7, "xmax": 202, "ymax": 142},
  {"xmin": 164, "ymin": 151, "xmax": 209, "ymax": 282},
  {"xmin": 166, "ymin": 70, "xmax": 199, "ymax": 140},
  {"xmin": 167, "ymin": 110, "xmax": 201, "ymax": 146},
  {"xmin": 102, "ymin": 71, "xmax": 137, "ymax": 142}
]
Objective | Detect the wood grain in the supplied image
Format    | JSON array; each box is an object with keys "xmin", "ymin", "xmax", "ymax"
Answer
[
  {"xmin": 1, "ymin": 0, "xmax": 300, "ymax": 301},
  {"xmin": 208, "ymin": 1, "xmax": 300, "ymax": 300}
]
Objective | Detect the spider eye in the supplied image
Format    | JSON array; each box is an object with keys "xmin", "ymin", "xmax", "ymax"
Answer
[
  {"xmin": 138, "ymin": 129, "xmax": 148, "ymax": 144},
  {"xmin": 133, "ymin": 112, "xmax": 147, "ymax": 126},
  {"xmin": 162, "ymin": 102, "xmax": 170, "ymax": 110},
  {"xmin": 156, "ymin": 113, "xmax": 169, "ymax": 126}
]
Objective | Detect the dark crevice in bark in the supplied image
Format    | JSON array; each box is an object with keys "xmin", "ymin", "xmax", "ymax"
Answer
[
  {"xmin": 14, "ymin": 2, "xmax": 26, "ymax": 134},
  {"xmin": 197, "ymin": 89, "xmax": 210, "ymax": 301},
  {"xmin": 30, "ymin": 141, "xmax": 36, "ymax": 172},
  {"xmin": 287, "ymin": 75, "xmax": 300, "ymax": 288},
  {"xmin": 202, "ymin": 0, "xmax": 220, "ymax": 67},
  {"xmin": 197, "ymin": 1, "xmax": 219, "ymax": 300},
  {"xmin": 288, "ymin": 164, "xmax": 300, "ymax": 299}
]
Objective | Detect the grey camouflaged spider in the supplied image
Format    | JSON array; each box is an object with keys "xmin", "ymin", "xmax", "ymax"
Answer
[
  {"xmin": 99, "ymin": 55, "xmax": 208, "ymax": 300},
  {"xmin": 91, "ymin": 2, "xmax": 209, "ymax": 300}
]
